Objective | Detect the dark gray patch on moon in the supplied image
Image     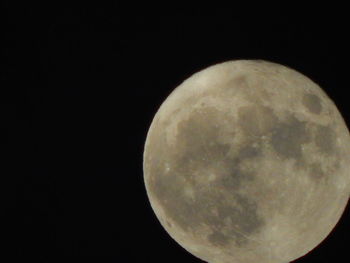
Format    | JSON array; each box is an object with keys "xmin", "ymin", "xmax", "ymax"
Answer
[
  {"xmin": 148, "ymin": 106, "xmax": 266, "ymax": 247},
  {"xmin": 233, "ymin": 75, "xmax": 248, "ymax": 87},
  {"xmin": 238, "ymin": 143, "xmax": 261, "ymax": 160},
  {"xmin": 219, "ymin": 143, "xmax": 262, "ymax": 190},
  {"xmin": 270, "ymin": 115, "xmax": 311, "ymax": 160},
  {"xmin": 207, "ymin": 231, "xmax": 231, "ymax": 246},
  {"xmin": 302, "ymin": 93, "xmax": 322, "ymax": 114},
  {"xmin": 173, "ymin": 107, "xmax": 231, "ymax": 170},
  {"xmin": 150, "ymin": 173, "xmax": 197, "ymax": 230},
  {"xmin": 213, "ymin": 193, "xmax": 264, "ymax": 246},
  {"xmin": 309, "ymin": 163, "xmax": 326, "ymax": 181},
  {"xmin": 315, "ymin": 125, "xmax": 336, "ymax": 154},
  {"xmin": 238, "ymin": 105, "xmax": 278, "ymax": 137},
  {"xmin": 203, "ymin": 191, "xmax": 265, "ymax": 247}
]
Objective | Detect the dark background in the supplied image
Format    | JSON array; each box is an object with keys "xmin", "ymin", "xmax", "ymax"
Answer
[{"xmin": 3, "ymin": 2, "xmax": 348, "ymax": 262}]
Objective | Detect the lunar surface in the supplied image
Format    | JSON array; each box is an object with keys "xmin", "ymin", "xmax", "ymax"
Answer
[{"xmin": 143, "ymin": 60, "xmax": 350, "ymax": 263}]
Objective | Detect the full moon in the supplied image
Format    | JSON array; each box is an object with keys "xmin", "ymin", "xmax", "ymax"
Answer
[{"xmin": 143, "ymin": 60, "xmax": 350, "ymax": 263}]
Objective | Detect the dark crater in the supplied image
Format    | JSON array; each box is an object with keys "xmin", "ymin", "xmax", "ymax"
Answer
[
  {"xmin": 270, "ymin": 115, "xmax": 311, "ymax": 160},
  {"xmin": 314, "ymin": 125, "xmax": 336, "ymax": 154},
  {"xmin": 302, "ymin": 93, "xmax": 322, "ymax": 114}
]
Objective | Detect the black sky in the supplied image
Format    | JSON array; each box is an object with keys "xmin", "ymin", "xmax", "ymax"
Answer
[{"xmin": 3, "ymin": 2, "xmax": 349, "ymax": 262}]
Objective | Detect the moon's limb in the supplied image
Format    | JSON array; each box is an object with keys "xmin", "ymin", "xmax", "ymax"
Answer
[{"xmin": 143, "ymin": 60, "xmax": 350, "ymax": 263}]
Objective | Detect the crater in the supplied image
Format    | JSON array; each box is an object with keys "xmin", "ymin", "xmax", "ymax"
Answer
[
  {"xmin": 270, "ymin": 115, "xmax": 311, "ymax": 160},
  {"xmin": 302, "ymin": 93, "xmax": 322, "ymax": 114}
]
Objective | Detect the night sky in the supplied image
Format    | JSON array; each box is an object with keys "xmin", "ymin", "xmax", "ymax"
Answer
[{"xmin": 4, "ymin": 2, "xmax": 349, "ymax": 262}]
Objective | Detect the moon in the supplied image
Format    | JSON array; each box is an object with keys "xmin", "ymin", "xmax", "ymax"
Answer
[{"xmin": 143, "ymin": 60, "xmax": 350, "ymax": 263}]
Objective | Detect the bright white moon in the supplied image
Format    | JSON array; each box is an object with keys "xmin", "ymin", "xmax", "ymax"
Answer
[{"xmin": 143, "ymin": 60, "xmax": 350, "ymax": 263}]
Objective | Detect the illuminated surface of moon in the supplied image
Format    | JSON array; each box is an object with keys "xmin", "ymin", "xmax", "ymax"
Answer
[{"xmin": 143, "ymin": 60, "xmax": 350, "ymax": 263}]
